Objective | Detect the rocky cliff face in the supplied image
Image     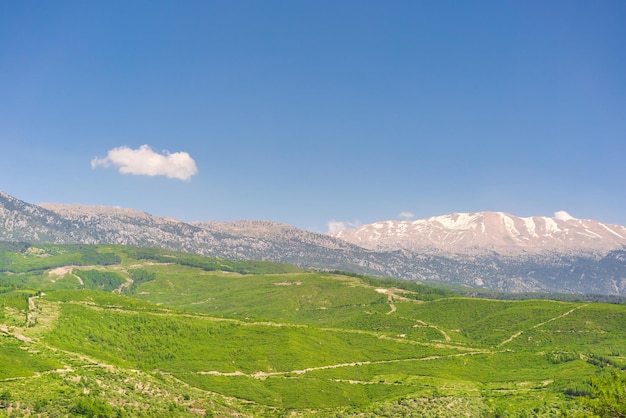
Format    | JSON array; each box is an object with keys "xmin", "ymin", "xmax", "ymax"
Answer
[
  {"xmin": 0, "ymin": 191, "xmax": 85, "ymax": 243},
  {"xmin": 1, "ymin": 191, "xmax": 626, "ymax": 295}
]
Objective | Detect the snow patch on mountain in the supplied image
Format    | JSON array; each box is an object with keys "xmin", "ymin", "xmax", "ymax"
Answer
[{"xmin": 330, "ymin": 211, "xmax": 626, "ymax": 256}]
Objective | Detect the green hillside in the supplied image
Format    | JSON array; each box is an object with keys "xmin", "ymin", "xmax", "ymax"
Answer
[{"xmin": 1, "ymin": 243, "xmax": 625, "ymax": 416}]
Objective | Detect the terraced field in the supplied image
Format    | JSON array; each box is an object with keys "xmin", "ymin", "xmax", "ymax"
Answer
[{"xmin": 1, "ymin": 243, "xmax": 625, "ymax": 416}]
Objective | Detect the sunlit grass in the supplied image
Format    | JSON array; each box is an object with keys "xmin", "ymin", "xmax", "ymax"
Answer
[{"xmin": 1, "ymin": 243, "xmax": 625, "ymax": 416}]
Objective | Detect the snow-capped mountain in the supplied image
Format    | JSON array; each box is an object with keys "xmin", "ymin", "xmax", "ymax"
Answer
[
  {"xmin": 330, "ymin": 211, "xmax": 626, "ymax": 256},
  {"xmin": 2, "ymin": 190, "xmax": 626, "ymax": 295}
]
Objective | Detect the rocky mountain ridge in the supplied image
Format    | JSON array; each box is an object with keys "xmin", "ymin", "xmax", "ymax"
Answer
[
  {"xmin": 1, "ymin": 191, "xmax": 626, "ymax": 295},
  {"xmin": 6, "ymin": 195, "xmax": 407, "ymax": 278}
]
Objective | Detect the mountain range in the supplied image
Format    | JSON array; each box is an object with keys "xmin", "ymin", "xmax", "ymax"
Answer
[
  {"xmin": 330, "ymin": 211, "xmax": 626, "ymax": 256},
  {"xmin": 1, "ymin": 190, "xmax": 625, "ymax": 295}
]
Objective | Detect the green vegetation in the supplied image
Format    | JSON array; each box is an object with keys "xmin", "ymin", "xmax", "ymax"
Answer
[
  {"xmin": 121, "ymin": 246, "xmax": 302, "ymax": 274},
  {"xmin": 1, "ymin": 243, "xmax": 625, "ymax": 416},
  {"xmin": 0, "ymin": 243, "xmax": 121, "ymax": 274},
  {"xmin": 75, "ymin": 269, "xmax": 126, "ymax": 291},
  {"xmin": 579, "ymin": 370, "xmax": 626, "ymax": 417}
]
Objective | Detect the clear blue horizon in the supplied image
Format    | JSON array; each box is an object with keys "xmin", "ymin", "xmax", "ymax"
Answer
[{"xmin": 1, "ymin": 1, "xmax": 625, "ymax": 232}]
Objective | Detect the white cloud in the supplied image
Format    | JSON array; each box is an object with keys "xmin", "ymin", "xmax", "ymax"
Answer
[
  {"xmin": 328, "ymin": 221, "xmax": 348, "ymax": 233},
  {"xmin": 91, "ymin": 144, "xmax": 198, "ymax": 181},
  {"xmin": 399, "ymin": 211, "xmax": 414, "ymax": 220},
  {"xmin": 327, "ymin": 220, "xmax": 360, "ymax": 233},
  {"xmin": 554, "ymin": 210, "xmax": 576, "ymax": 221}
]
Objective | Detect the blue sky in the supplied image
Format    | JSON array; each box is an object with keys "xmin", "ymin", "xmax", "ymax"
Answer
[{"xmin": 1, "ymin": 1, "xmax": 625, "ymax": 231}]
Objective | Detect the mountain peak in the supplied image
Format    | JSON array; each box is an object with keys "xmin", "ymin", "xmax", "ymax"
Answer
[
  {"xmin": 330, "ymin": 211, "xmax": 626, "ymax": 255},
  {"xmin": 38, "ymin": 203, "xmax": 151, "ymax": 218}
]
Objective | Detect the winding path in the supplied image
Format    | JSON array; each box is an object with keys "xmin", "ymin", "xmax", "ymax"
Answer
[
  {"xmin": 498, "ymin": 304, "xmax": 588, "ymax": 347},
  {"xmin": 193, "ymin": 351, "xmax": 491, "ymax": 380},
  {"xmin": 386, "ymin": 294, "xmax": 397, "ymax": 315}
]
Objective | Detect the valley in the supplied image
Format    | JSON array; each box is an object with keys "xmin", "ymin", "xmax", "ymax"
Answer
[{"xmin": 1, "ymin": 243, "xmax": 625, "ymax": 416}]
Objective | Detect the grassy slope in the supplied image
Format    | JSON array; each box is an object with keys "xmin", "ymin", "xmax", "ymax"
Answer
[{"xmin": 0, "ymin": 243, "xmax": 625, "ymax": 416}]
